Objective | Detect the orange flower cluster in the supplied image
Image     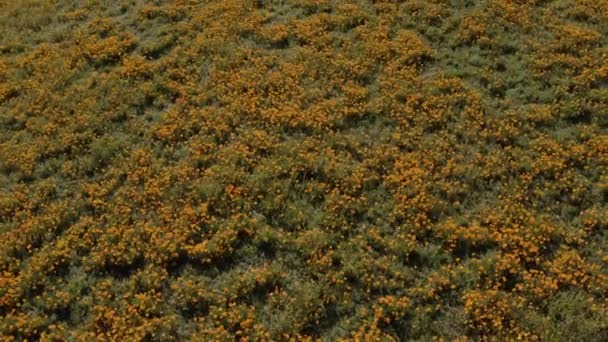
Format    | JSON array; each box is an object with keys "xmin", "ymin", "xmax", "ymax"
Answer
[{"xmin": 0, "ymin": 0, "xmax": 607, "ymax": 340}]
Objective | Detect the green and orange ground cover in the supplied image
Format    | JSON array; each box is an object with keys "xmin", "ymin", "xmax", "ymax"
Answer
[{"xmin": 0, "ymin": 0, "xmax": 607, "ymax": 340}]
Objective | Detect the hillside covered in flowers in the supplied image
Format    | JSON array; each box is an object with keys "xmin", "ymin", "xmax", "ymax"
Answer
[{"xmin": 0, "ymin": 0, "xmax": 607, "ymax": 340}]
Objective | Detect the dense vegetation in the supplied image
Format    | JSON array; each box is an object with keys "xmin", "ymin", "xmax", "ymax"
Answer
[{"xmin": 0, "ymin": 0, "xmax": 607, "ymax": 340}]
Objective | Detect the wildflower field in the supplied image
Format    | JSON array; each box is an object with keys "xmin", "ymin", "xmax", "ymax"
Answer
[{"xmin": 0, "ymin": 0, "xmax": 607, "ymax": 340}]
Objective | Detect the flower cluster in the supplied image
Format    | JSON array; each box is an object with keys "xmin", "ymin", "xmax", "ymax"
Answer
[{"xmin": 0, "ymin": 0, "xmax": 606, "ymax": 340}]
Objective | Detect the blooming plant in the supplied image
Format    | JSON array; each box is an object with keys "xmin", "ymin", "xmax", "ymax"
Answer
[{"xmin": 0, "ymin": 0, "xmax": 607, "ymax": 340}]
